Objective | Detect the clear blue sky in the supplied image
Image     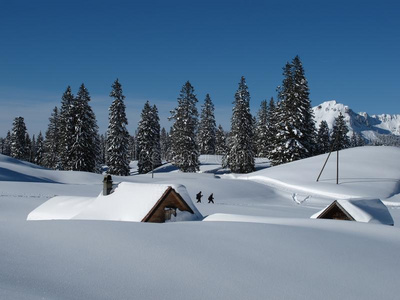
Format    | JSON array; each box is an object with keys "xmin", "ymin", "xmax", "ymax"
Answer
[{"xmin": 0, "ymin": 0, "xmax": 399, "ymax": 136}]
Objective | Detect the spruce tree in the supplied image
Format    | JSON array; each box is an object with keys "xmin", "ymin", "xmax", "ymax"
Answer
[
  {"xmin": 10, "ymin": 117, "xmax": 27, "ymax": 160},
  {"xmin": 106, "ymin": 79, "xmax": 130, "ymax": 176},
  {"xmin": 270, "ymin": 57, "xmax": 315, "ymax": 165},
  {"xmin": 265, "ymin": 98, "xmax": 277, "ymax": 159},
  {"xmin": 43, "ymin": 106, "xmax": 60, "ymax": 169},
  {"xmin": 169, "ymin": 81, "xmax": 200, "ymax": 172},
  {"xmin": 137, "ymin": 101, "xmax": 156, "ymax": 174},
  {"xmin": 3, "ymin": 131, "xmax": 12, "ymax": 156},
  {"xmin": 226, "ymin": 76, "xmax": 255, "ymax": 173},
  {"xmin": 255, "ymin": 100, "xmax": 269, "ymax": 157},
  {"xmin": 70, "ymin": 84, "xmax": 99, "ymax": 172},
  {"xmin": 58, "ymin": 86, "xmax": 75, "ymax": 170},
  {"xmin": 35, "ymin": 132, "xmax": 44, "ymax": 166},
  {"xmin": 151, "ymin": 105, "xmax": 162, "ymax": 168},
  {"xmin": 198, "ymin": 94, "xmax": 216, "ymax": 155},
  {"xmin": 316, "ymin": 120, "xmax": 331, "ymax": 154},
  {"xmin": 24, "ymin": 133, "xmax": 32, "ymax": 162},
  {"xmin": 215, "ymin": 124, "xmax": 227, "ymax": 155},
  {"xmin": 331, "ymin": 112, "xmax": 350, "ymax": 150}
]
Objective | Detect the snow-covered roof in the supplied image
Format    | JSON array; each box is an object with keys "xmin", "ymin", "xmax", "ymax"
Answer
[
  {"xmin": 311, "ymin": 199, "xmax": 394, "ymax": 225},
  {"xmin": 27, "ymin": 182, "xmax": 202, "ymax": 222}
]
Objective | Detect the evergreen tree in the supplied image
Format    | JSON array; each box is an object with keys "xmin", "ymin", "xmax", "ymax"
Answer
[
  {"xmin": 292, "ymin": 56, "xmax": 316, "ymax": 155},
  {"xmin": 198, "ymin": 94, "xmax": 216, "ymax": 154},
  {"xmin": 99, "ymin": 134, "xmax": 107, "ymax": 166},
  {"xmin": 215, "ymin": 124, "xmax": 227, "ymax": 155},
  {"xmin": 3, "ymin": 131, "xmax": 11, "ymax": 156},
  {"xmin": 265, "ymin": 97, "xmax": 277, "ymax": 158},
  {"xmin": 331, "ymin": 112, "xmax": 350, "ymax": 150},
  {"xmin": 226, "ymin": 76, "xmax": 255, "ymax": 173},
  {"xmin": 106, "ymin": 79, "xmax": 130, "ymax": 176},
  {"xmin": 69, "ymin": 84, "xmax": 99, "ymax": 172},
  {"xmin": 24, "ymin": 133, "xmax": 32, "ymax": 162},
  {"xmin": 43, "ymin": 107, "xmax": 60, "ymax": 169},
  {"xmin": 137, "ymin": 101, "xmax": 156, "ymax": 174},
  {"xmin": 127, "ymin": 135, "xmax": 136, "ymax": 162},
  {"xmin": 270, "ymin": 57, "xmax": 315, "ymax": 165},
  {"xmin": 30, "ymin": 134, "xmax": 36, "ymax": 163},
  {"xmin": 169, "ymin": 81, "xmax": 200, "ymax": 172},
  {"xmin": 316, "ymin": 120, "xmax": 331, "ymax": 154},
  {"xmin": 151, "ymin": 105, "xmax": 162, "ymax": 168},
  {"xmin": 357, "ymin": 133, "xmax": 365, "ymax": 147},
  {"xmin": 255, "ymin": 99, "xmax": 269, "ymax": 157},
  {"xmin": 35, "ymin": 132, "xmax": 44, "ymax": 166},
  {"xmin": 10, "ymin": 117, "xmax": 27, "ymax": 160},
  {"xmin": 58, "ymin": 86, "xmax": 75, "ymax": 170}
]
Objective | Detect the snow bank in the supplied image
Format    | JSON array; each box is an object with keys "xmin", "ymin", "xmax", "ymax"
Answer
[
  {"xmin": 27, "ymin": 182, "xmax": 202, "ymax": 222},
  {"xmin": 240, "ymin": 146, "xmax": 400, "ymax": 201}
]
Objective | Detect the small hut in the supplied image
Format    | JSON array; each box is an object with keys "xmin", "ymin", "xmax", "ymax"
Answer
[
  {"xmin": 311, "ymin": 199, "xmax": 394, "ymax": 226},
  {"xmin": 27, "ymin": 182, "xmax": 203, "ymax": 223}
]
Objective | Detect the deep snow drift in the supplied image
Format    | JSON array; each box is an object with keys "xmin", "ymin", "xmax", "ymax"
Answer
[{"xmin": 1, "ymin": 147, "xmax": 400, "ymax": 300}]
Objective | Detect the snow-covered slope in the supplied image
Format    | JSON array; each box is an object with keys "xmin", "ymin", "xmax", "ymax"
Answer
[{"xmin": 313, "ymin": 100, "xmax": 400, "ymax": 142}]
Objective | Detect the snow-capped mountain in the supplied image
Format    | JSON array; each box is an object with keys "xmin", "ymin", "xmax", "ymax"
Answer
[{"xmin": 313, "ymin": 100, "xmax": 400, "ymax": 143}]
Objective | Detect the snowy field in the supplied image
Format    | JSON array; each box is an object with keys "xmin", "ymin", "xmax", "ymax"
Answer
[{"xmin": 1, "ymin": 147, "xmax": 400, "ymax": 299}]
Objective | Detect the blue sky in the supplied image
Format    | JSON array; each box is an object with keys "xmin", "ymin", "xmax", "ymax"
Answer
[{"xmin": 0, "ymin": 0, "xmax": 399, "ymax": 136}]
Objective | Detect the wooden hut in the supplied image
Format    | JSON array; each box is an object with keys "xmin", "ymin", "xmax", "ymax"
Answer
[{"xmin": 311, "ymin": 199, "xmax": 394, "ymax": 226}]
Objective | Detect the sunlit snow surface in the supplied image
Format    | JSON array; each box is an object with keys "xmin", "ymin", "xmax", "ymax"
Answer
[{"xmin": 1, "ymin": 147, "xmax": 400, "ymax": 299}]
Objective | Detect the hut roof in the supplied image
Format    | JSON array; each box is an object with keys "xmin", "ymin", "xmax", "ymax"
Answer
[
  {"xmin": 27, "ymin": 182, "xmax": 202, "ymax": 222},
  {"xmin": 311, "ymin": 199, "xmax": 394, "ymax": 225}
]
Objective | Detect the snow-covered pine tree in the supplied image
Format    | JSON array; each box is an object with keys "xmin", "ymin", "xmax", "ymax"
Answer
[
  {"xmin": 69, "ymin": 83, "xmax": 99, "ymax": 172},
  {"xmin": 24, "ymin": 133, "xmax": 32, "ymax": 162},
  {"xmin": 226, "ymin": 76, "xmax": 255, "ymax": 173},
  {"xmin": 316, "ymin": 120, "xmax": 330, "ymax": 154},
  {"xmin": 35, "ymin": 132, "xmax": 44, "ymax": 166},
  {"xmin": 169, "ymin": 81, "xmax": 200, "ymax": 172},
  {"xmin": 160, "ymin": 127, "xmax": 168, "ymax": 161},
  {"xmin": 30, "ymin": 134, "xmax": 36, "ymax": 163},
  {"xmin": 331, "ymin": 112, "xmax": 350, "ymax": 150},
  {"xmin": 265, "ymin": 97, "xmax": 277, "ymax": 158},
  {"xmin": 137, "ymin": 101, "xmax": 156, "ymax": 174},
  {"xmin": 357, "ymin": 133, "xmax": 365, "ymax": 147},
  {"xmin": 58, "ymin": 86, "xmax": 76, "ymax": 170},
  {"xmin": 3, "ymin": 131, "xmax": 11, "ymax": 156},
  {"xmin": 270, "ymin": 59, "xmax": 314, "ymax": 166},
  {"xmin": 215, "ymin": 124, "xmax": 227, "ymax": 156},
  {"xmin": 10, "ymin": 117, "xmax": 27, "ymax": 160},
  {"xmin": 98, "ymin": 134, "xmax": 106, "ymax": 166},
  {"xmin": 43, "ymin": 106, "xmax": 60, "ymax": 169},
  {"xmin": 198, "ymin": 94, "xmax": 216, "ymax": 155},
  {"xmin": 151, "ymin": 105, "xmax": 162, "ymax": 169},
  {"xmin": 255, "ymin": 99, "xmax": 269, "ymax": 157},
  {"xmin": 106, "ymin": 79, "xmax": 130, "ymax": 176},
  {"xmin": 350, "ymin": 132, "xmax": 358, "ymax": 148},
  {"xmin": 292, "ymin": 56, "xmax": 316, "ymax": 155}
]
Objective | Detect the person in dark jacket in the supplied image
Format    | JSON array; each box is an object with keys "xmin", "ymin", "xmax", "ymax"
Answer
[
  {"xmin": 208, "ymin": 193, "xmax": 214, "ymax": 204},
  {"xmin": 196, "ymin": 191, "xmax": 203, "ymax": 203}
]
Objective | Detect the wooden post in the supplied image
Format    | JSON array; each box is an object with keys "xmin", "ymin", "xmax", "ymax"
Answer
[{"xmin": 316, "ymin": 151, "xmax": 332, "ymax": 182}]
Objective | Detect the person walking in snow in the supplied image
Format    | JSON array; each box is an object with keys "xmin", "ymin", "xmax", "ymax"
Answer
[
  {"xmin": 208, "ymin": 193, "xmax": 214, "ymax": 204},
  {"xmin": 196, "ymin": 191, "xmax": 203, "ymax": 203}
]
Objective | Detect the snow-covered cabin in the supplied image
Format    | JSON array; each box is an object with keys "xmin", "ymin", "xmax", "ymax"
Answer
[
  {"xmin": 311, "ymin": 199, "xmax": 394, "ymax": 226},
  {"xmin": 27, "ymin": 182, "xmax": 203, "ymax": 223}
]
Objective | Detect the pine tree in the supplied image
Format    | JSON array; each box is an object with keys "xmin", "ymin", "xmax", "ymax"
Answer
[
  {"xmin": 98, "ymin": 134, "xmax": 107, "ymax": 166},
  {"xmin": 331, "ymin": 112, "xmax": 350, "ymax": 150},
  {"xmin": 316, "ymin": 120, "xmax": 331, "ymax": 154},
  {"xmin": 58, "ymin": 86, "xmax": 75, "ymax": 170},
  {"xmin": 70, "ymin": 84, "xmax": 99, "ymax": 172},
  {"xmin": 226, "ymin": 76, "xmax": 255, "ymax": 173},
  {"xmin": 43, "ymin": 107, "xmax": 60, "ymax": 169},
  {"xmin": 30, "ymin": 134, "xmax": 36, "ymax": 163},
  {"xmin": 137, "ymin": 101, "xmax": 156, "ymax": 174},
  {"xmin": 151, "ymin": 105, "xmax": 162, "ymax": 168},
  {"xmin": 106, "ymin": 79, "xmax": 130, "ymax": 176},
  {"xmin": 169, "ymin": 81, "xmax": 200, "ymax": 172},
  {"xmin": 3, "ymin": 131, "xmax": 11, "ymax": 156},
  {"xmin": 270, "ymin": 57, "xmax": 315, "ymax": 165},
  {"xmin": 10, "ymin": 117, "xmax": 27, "ymax": 160},
  {"xmin": 255, "ymin": 100, "xmax": 269, "ymax": 157},
  {"xmin": 35, "ymin": 132, "xmax": 44, "ymax": 166},
  {"xmin": 265, "ymin": 98, "xmax": 277, "ymax": 158},
  {"xmin": 24, "ymin": 133, "xmax": 32, "ymax": 162},
  {"xmin": 198, "ymin": 94, "xmax": 216, "ymax": 155},
  {"xmin": 215, "ymin": 124, "xmax": 227, "ymax": 155},
  {"xmin": 292, "ymin": 56, "xmax": 316, "ymax": 155}
]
